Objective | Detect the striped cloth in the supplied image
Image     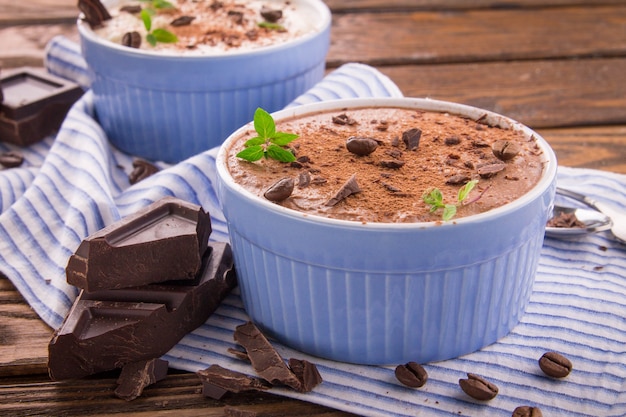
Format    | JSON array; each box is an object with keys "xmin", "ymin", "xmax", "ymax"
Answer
[{"xmin": 1, "ymin": 35, "xmax": 623, "ymax": 417}]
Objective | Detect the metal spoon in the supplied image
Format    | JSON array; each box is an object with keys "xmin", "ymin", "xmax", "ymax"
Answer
[
  {"xmin": 545, "ymin": 204, "xmax": 612, "ymax": 238},
  {"xmin": 547, "ymin": 187, "xmax": 626, "ymax": 243}
]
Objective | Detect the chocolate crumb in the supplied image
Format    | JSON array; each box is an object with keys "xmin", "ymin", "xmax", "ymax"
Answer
[
  {"xmin": 298, "ymin": 171, "xmax": 311, "ymax": 188},
  {"xmin": 379, "ymin": 160, "xmax": 405, "ymax": 169},
  {"xmin": 197, "ymin": 364, "xmax": 271, "ymax": 399},
  {"xmin": 326, "ymin": 174, "xmax": 361, "ymax": 207},
  {"xmin": 332, "ymin": 113, "xmax": 357, "ymax": 126},
  {"xmin": 446, "ymin": 174, "xmax": 470, "ymax": 185},
  {"xmin": 114, "ymin": 358, "xmax": 169, "ymax": 401},
  {"xmin": 129, "ymin": 158, "xmax": 159, "ymax": 184},
  {"xmin": 171, "ymin": 16, "xmax": 196, "ymax": 27},
  {"xmin": 402, "ymin": 128, "xmax": 422, "ymax": 150}
]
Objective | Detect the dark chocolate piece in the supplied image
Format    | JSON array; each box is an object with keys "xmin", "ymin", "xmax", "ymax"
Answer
[
  {"xmin": 78, "ymin": 0, "xmax": 112, "ymax": 28},
  {"xmin": 233, "ymin": 322, "xmax": 301, "ymax": 391},
  {"xmin": 325, "ymin": 174, "xmax": 361, "ymax": 207},
  {"xmin": 0, "ymin": 151, "xmax": 24, "ymax": 168},
  {"xmin": 288, "ymin": 358, "xmax": 323, "ymax": 393},
  {"xmin": 0, "ymin": 67, "xmax": 83, "ymax": 146},
  {"xmin": 48, "ymin": 241, "xmax": 237, "ymax": 380},
  {"xmin": 197, "ymin": 364, "xmax": 271, "ymax": 399},
  {"xmin": 114, "ymin": 358, "xmax": 169, "ymax": 401},
  {"xmin": 66, "ymin": 197, "xmax": 211, "ymax": 291},
  {"xmin": 128, "ymin": 158, "xmax": 159, "ymax": 184}
]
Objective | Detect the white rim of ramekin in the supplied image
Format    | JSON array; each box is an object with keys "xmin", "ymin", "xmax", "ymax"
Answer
[
  {"xmin": 217, "ymin": 97, "xmax": 558, "ymax": 230},
  {"xmin": 77, "ymin": 0, "xmax": 331, "ymax": 60}
]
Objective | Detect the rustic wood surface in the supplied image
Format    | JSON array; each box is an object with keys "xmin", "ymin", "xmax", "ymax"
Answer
[{"xmin": 1, "ymin": 0, "xmax": 625, "ymax": 415}]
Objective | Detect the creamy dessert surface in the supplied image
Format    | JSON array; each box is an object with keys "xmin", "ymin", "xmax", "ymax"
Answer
[
  {"xmin": 227, "ymin": 107, "xmax": 547, "ymax": 223},
  {"xmin": 95, "ymin": 0, "xmax": 318, "ymax": 54}
]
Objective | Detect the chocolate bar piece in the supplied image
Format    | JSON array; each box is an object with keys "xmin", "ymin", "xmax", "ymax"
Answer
[
  {"xmin": 197, "ymin": 364, "xmax": 271, "ymax": 399},
  {"xmin": 48, "ymin": 241, "xmax": 237, "ymax": 380},
  {"xmin": 114, "ymin": 358, "xmax": 169, "ymax": 401},
  {"xmin": 288, "ymin": 358, "xmax": 323, "ymax": 393},
  {"xmin": 0, "ymin": 67, "xmax": 83, "ymax": 146},
  {"xmin": 233, "ymin": 322, "xmax": 302, "ymax": 392},
  {"xmin": 66, "ymin": 197, "xmax": 211, "ymax": 291}
]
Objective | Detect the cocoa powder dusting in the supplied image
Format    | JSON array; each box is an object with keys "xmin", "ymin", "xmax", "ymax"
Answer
[{"xmin": 228, "ymin": 108, "xmax": 546, "ymax": 223}]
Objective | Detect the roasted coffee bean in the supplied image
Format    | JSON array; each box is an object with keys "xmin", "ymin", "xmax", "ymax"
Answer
[
  {"xmin": 492, "ymin": 140, "xmax": 521, "ymax": 161},
  {"xmin": 122, "ymin": 31, "xmax": 142, "ymax": 49},
  {"xmin": 512, "ymin": 405, "xmax": 543, "ymax": 417},
  {"xmin": 346, "ymin": 136, "xmax": 378, "ymax": 156},
  {"xmin": 171, "ymin": 16, "xmax": 195, "ymax": 27},
  {"xmin": 459, "ymin": 373, "xmax": 498, "ymax": 401},
  {"xmin": 539, "ymin": 351, "xmax": 572, "ymax": 378},
  {"xmin": 445, "ymin": 174, "xmax": 470, "ymax": 185},
  {"xmin": 395, "ymin": 362, "xmax": 428, "ymax": 388},
  {"xmin": 402, "ymin": 128, "xmax": 421, "ymax": 150},
  {"xmin": 260, "ymin": 7, "xmax": 282, "ymax": 23},
  {"xmin": 264, "ymin": 177, "xmax": 294, "ymax": 202},
  {"xmin": 0, "ymin": 151, "xmax": 24, "ymax": 168},
  {"xmin": 129, "ymin": 158, "xmax": 159, "ymax": 184}
]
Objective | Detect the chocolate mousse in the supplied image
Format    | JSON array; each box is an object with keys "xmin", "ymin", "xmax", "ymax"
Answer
[{"xmin": 226, "ymin": 107, "xmax": 547, "ymax": 223}]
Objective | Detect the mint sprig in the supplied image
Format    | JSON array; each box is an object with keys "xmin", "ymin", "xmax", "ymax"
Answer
[
  {"xmin": 139, "ymin": 1, "xmax": 178, "ymax": 47},
  {"xmin": 423, "ymin": 180, "xmax": 479, "ymax": 221},
  {"xmin": 236, "ymin": 108, "xmax": 299, "ymax": 162}
]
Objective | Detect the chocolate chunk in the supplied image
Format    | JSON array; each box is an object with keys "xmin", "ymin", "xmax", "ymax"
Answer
[
  {"xmin": 114, "ymin": 358, "xmax": 169, "ymax": 401},
  {"xmin": 120, "ymin": 5, "xmax": 142, "ymax": 14},
  {"xmin": 171, "ymin": 15, "xmax": 195, "ymax": 27},
  {"xmin": 197, "ymin": 364, "xmax": 271, "ymax": 399},
  {"xmin": 402, "ymin": 128, "xmax": 421, "ymax": 151},
  {"xmin": 66, "ymin": 197, "xmax": 211, "ymax": 291},
  {"xmin": 0, "ymin": 67, "xmax": 83, "ymax": 146},
  {"xmin": 260, "ymin": 7, "xmax": 282, "ymax": 23},
  {"xmin": 48, "ymin": 241, "xmax": 236, "ymax": 380},
  {"xmin": 129, "ymin": 158, "xmax": 159, "ymax": 184},
  {"xmin": 78, "ymin": 0, "xmax": 112, "ymax": 28},
  {"xmin": 233, "ymin": 322, "xmax": 302, "ymax": 391},
  {"xmin": 379, "ymin": 159, "xmax": 405, "ymax": 169},
  {"xmin": 325, "ymin": 174, "xmax": 361, "ymax": 207},
  {"xmin": 332, "ymin": 113, "xmax": 356, "ymax": 126},
  {"xmin": 264, "ymin": 177, "xmax": 294, "ymax": 202},
  {"xmin": 0, "ymin": 151, "xmax": 24, "ymax": 168},
  {"xmin": 288, "ymin": 358, "xmax": 323, "ymax": 393},
  {"xmin": 346, "ymin": 136, "xmax": 378, "ymax": 156},
  {"xmin": 445, "ymin": 136, "xmax": 461, "ymax": 146},
  {"xmin": 477, "ymin": 163, "xmax": 506, "ymax": 178},
  {"xmin": 297, "ymin": 171, "xmax": 311, "ymax": 188},
  {"xmin": 122, "ymin": 31, "xmax": 142, "ymax": 49},
  {"xmin": 445, "ymin": 174, "xmax": 470, "ymax": 185}
]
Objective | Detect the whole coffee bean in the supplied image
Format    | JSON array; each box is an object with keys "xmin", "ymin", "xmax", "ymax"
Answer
[
  {"xmin": 122, "ymin": 31, "xmax": 142, "ymax": 49},
  {"xmin": 0, "ymin": 151, "xmax": 24, "ymax": 168},
  {"xmin": 346, "ymin": 136, "xmax": 378, "ymax": 156},
  {"xmin": 492, "ymin": 140, "xmax": 520, "ymax": 161},
  {"xmin": 512, "ymin": 405, "xmax": 543, "ymax": 417},
  {"xmin": 264, "ymin": 177, "xmax": 294, "ymax": 202},
  {"xmin": 459, "ymin": 373, "xmax": 498, "ymax": 401},
  {"xmin": 539, "ymin": 351, "xmax": 572, "ymax": 378},
  {"xmin": 395, "ymin": 362, "xmax": 428, "ymax": 388}
]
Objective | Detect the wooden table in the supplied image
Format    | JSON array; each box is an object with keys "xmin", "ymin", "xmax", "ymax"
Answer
[{"xmin": 1, "ymin": 1, "xmax": 625, "ymax": 415}]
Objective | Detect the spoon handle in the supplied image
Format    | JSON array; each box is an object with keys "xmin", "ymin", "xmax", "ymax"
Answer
[{"xmin": 556, "ymin": 188, "xmax": 601, "ymax": 210}]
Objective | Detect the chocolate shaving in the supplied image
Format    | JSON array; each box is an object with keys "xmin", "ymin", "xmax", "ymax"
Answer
[
  {"xmin": 129, "ymin": 158, "xmax": 159, "ymax": 184},
  {"xmin": 288, "ymin": 358, "xmax": 323, "ymax": 393},
  {"xmin": 325, "ymin": 174, "xmax": 361, "ymax": 207},
  {"xmin": 379, "ymin": 159, "xmax": 405, "ymax": 169},
  {"xmin": 445, "ymin": 174, "xmax": 470, "ymax": 185},
  {"xmin": 78, "ymin": 0, "xmax": 112, "ymax": 28},
  {"xmin": 297, "ymin": 171, "xmax": 311, "ymax": 188},
  {"xmin": 171, "ymin": 15, "xmax": 195, "ymax": 27},
  {"xmin": 233, "ymin": 322, "xmax": 302, "ymax": 391},
  {"xmin": 197, "ymin": 364, "xmax": 271, "ymax": 399},
  {"xmin": 402, "ymin": 128, "xmax": 421, "ymax": 150},
  {"xmin": 114, "ymin": 358, "xmax": 169, "ymax": 401}
]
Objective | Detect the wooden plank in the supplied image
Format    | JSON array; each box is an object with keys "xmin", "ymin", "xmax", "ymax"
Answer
[
  {"xmin": 326, "ymin": 0, "xmax": 626, "ymax": 12},
  {"xmin": 0, "ymin": 23, "xmax": 78, "ymax": 68},
  {"xmin": 0, "ymin": 0, "xmax": 77, "ymax": 24},
  {"xmin": 539, "ymin": 125, "xmax": 626, "ymax": 174},
  {"xmin": 377, "ymin": 58, "xmax": 626, "ymax": 129},
  {"xmin": 327, "ymin": 5, "xmax": 626, "ymax": 65},
  {"xmin": 0, "ymin": 373, "xmax": 357, "ymax": 416}
]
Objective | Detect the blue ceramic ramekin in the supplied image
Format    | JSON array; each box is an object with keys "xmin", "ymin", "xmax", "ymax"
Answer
[
  {"xmin": 77, "ymin": 0, "xmax": 331, "ymax": 163},
  {"xmin": 216, "ymin": 98, "xmax": 557, "ymax": 365}
]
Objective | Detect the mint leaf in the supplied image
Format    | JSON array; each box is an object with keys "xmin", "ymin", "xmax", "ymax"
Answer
[
  {"xmin": 458, "ymin": 179, "xmax": 478, "ymax": 203},
  {"xmin": 266, "ymin": 144, "xmax": 296, "ymax": 162},
  {"xmin": 424, "ymin": 180, "xmax": 480, "ymax": 221},
  {"xmin": 254, "ymin": 108, "xmax": 276, "ymax": 139},
  {"xmin": 442, "ymin": 204, "xmax": 457, "ymax": 221},
  {"xmin": 237, "ymin": 108, "xmax": 299, "ymax": 162},
  {"xmin": 258, "ymin": 21, "xmax": 285, "ymax": 31},
  {"xmin": 244, "ymin": 136, "xmax": 265, "ymax": 147},
  {"xmin": 271, "ymin": 132, "xmax": 299, "ymax": 146},
  {"xmin": 152, "ymin": 28, "xmax": 178, "ymax": 43},
  {"xmin": 140, "ymin": 9, "xmax": 152, "ymax": 31},
  {"xmin": 236, "ymin": 146, "xmax": 264, "ymax": 162},
  {"xmin": 146, "ymin": 33, "xmax": 157, "ymax": 46}
]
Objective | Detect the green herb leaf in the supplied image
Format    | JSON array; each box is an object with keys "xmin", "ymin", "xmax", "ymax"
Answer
[
  {"xmin": 266, "ymin": 144, "xmax": 296, "ymax": 162},
  {"xmin": 244, "ymin": 136, "xmax": 265, "ymax": 147},
  {"xmin": 152, "ymin": 0, "xmax": 175, "ymax": 9},
  {"xmin": 140, "ymin": 9, "xmax": 152, "ymax": 31},
  {"xmin": 458, "ymin": 179, "xmax": 478, "ymax": 203},
  {"xmin": 146, "ymin": 33, "xmax": 157, "ymax": 46},
  {"xmin": 236, "ymin": 145, "xmax": 264, "ymax": 162},
  {"xmin": 271, "ymin": 132, "xmax": 299, "ymax": 146},
  {"xmin": 258, "ymin": 21, "xmax": 286, "ymax": 31},
  {"xmin": 442, "ymin": 204, "xmax": 457, "ymax": 221},
  {"xmin": 253, "ymin": 108, "xmax": 276, "ymax": 139},
  {"xmin": 423, "ymin": 188, "xmax": 444, "ymax": 209},
  {"xmin": 152, "ymin": 28, "xmax": 178, "ymax": 43}
]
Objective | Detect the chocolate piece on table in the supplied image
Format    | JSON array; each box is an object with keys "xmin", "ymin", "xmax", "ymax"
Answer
[
  {"xmin": 288, "ymin": 358, "xmax": 323, "ymax": 393},
  {"xmin": 48, "ymin": 241, "xmax": 237, "ymax": 380},
  {"xmin": 114, "ymin": 358, "xmax": 169, "ymax": 401},
  {"xmin": 233, "ymin": 321, "xmax": 302, "ymax": 391},
  {"xmin": 197, "ymin": 364, "xmax": 271, "ymax": 399},
  {"xmin": 0, "ymin": 67, "xmax": 83, "ymax": 146},
  {"xmin": 66, "ymin": 197, "xmax": 211, "ymax": 291}
]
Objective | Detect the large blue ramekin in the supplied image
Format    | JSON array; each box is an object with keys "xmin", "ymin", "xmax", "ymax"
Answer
[
  {"xmin": 216, "ymin": 98, "xmax": 557, "ymax": 365},
  {"xmin": 77, "ymin": 0, "xmax": 331, "ymax": 163}
]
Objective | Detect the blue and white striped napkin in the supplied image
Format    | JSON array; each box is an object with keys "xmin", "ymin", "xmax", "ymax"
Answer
[{"xmin": 0, "ymin": 35, "xmax": 623, "ymax": 417}]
